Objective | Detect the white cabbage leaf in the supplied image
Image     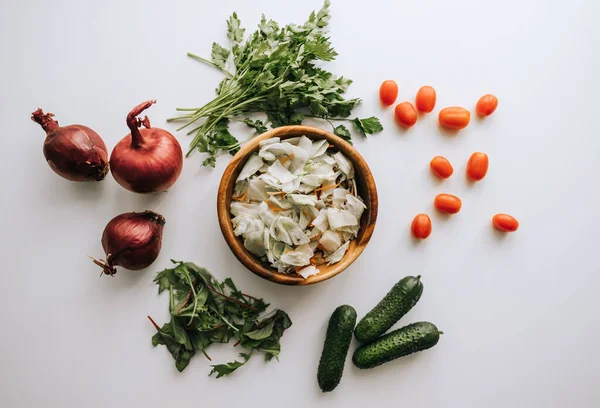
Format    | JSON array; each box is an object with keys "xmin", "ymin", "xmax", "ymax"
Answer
[
  {"xmin": 332, "ymin": 188, "xmax": 350, "ymax": 208},
  {"xmin": 237, "ymin": 153, "xmax": 263, "ymax": 181},
  {"xmin": 344, "ymin": 194, "xmax": 366, "ymax": 221},
  {"xmin": 326, "ymin": 241, "xmax": 350, "ymax": 264},
  {"xmin": 327, "ymin": 208, "xmax": 358, "ymax": 230},
  {"xmin": 319, "ymin": 230, "xmax": 342, "ymax": 252},
  {"xmin": 311, "ymin": 209, "xmax": 330, "ymax": 232},
  {"xmin": 259, "ymin": 137, "xmax": 280, "ymax": 147},
  {"xmin": 280, "ymin": 251, "xmax": 311, "ymax": 266},
  {"xmin": 298, "ymin": 265, "xmax": 320, "ymax": 279},
  {"xmin": 333, "ymin": 151, "xmax": 354, "ymax": 179},
  {"xmin": 247, "ymin": 179, "xmax": 268, "ymax": 201}
]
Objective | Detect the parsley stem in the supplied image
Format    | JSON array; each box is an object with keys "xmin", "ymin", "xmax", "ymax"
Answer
[
  {"xmin": 304, "ymin": 114, "xmax": 354, "ymax": 121},
  {"xmin": 187, "ymin": 52, "xmax": 233, "ymax": 77}
]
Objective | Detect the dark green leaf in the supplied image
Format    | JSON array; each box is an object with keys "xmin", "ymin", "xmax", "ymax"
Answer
[
  {"xmin": 154, "ymin": 267, "xmax": 176, "ymax": 294},
  {"xmin": 172, "ymin": 317, "xmax": 192, "ymax": 350},
  {"xmin": 309, "ymin": 101, "xmax": 328, "ymax": 117},
  {"xmin": 213, "ymin": 119, "xmax": 240, "ymax": 155},
  {"xmin": 245, "ymin": 321, "xmax": 275, "ymax": 340},
  {"xmin": 260, "ymin": 347, "xmax": 280, "ymax": 362},
  {"xmin": 209, "ymin": 353, "xmax": 251, "ymax": 378},
  {"xmin": 333, "ymin": 124, "xmax": 352, "ymax": 145},
  {"xmin": 175, "ymin": 349, "xmax": 195, "ymax": 372},
  {"xmin": 289, "ymin": 112, "xmax": 305, "ymax": 125}
]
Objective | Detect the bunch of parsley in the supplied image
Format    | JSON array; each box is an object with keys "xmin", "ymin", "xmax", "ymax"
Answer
[
  {"xmin": 148, "ymin": 261, "xmax": 292, "ymax": 377},
  {"xmin": 168, "ymin": 0, "xmax": 383, "ymax": 167}
]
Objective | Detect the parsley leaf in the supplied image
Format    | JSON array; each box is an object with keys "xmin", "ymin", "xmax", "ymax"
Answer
[
  {"xmin": 169, "ymin": 1, "xmax": 383, "ymax": 165},
  {"xmin": 333, "ymin": 124, "xmax": 352, "ymax": 144},
  {"xmin": 149, "ymin": 261, "xmax": 292, "ymax": 377},
  {"xmin": 352, "ymin": 117, "xmax": 384, "ymax": 136},
  {"xmin": 211, "ymin": 43, "xmax": 230, "ymax": 70},
  {"xmin": 212, "ymin": 118, "xmax": 240, "ymax": 155},
  {"xmin": 226, "ymin": 12, "xmax": 245, "ymax": 43},
  {"xmin": 243, "ymin": 118, "xmax": 268, "ymax": 135}
]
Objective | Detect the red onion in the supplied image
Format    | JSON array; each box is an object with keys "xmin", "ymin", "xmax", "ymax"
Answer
[
  {"xmin": 31, "ymin": 109, "xmax": 109, "ymax": 181},
  {"xmin": 110, "ymin": 100, "xmax": 183, "ymax": 193},
  {"xmin": 91, "ymin": 211, "xmax": 165, "ymax": 276}
]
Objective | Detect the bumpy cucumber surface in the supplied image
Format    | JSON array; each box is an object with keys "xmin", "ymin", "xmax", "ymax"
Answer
[
  {"xmin": 317, "ymin": 305, "xmax": 357, "ymax": 392},
  {"xmin": 353, "ymin": 321, "xmax": 442, "ymax": 369},
  {"xmin": 354, "ymin": 275, "xmax": 423, "ymax": 344}
]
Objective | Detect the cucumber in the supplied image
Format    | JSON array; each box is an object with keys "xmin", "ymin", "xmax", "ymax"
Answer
[
  {"xmin": 354, "ymin": 275, "xmax": 423, "ymax": 344},
  {"xmin": 317, "ymin": 305, "xmax": 357, "ymax": 392},
  {"xmin": 352, "ymin": 321, "xmax": 442, "ymax": 369}
]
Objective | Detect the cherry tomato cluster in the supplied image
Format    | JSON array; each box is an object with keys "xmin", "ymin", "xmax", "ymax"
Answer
[{"xmin": 379, "ymin": 81, "xmax": 518, "ymax": 238}]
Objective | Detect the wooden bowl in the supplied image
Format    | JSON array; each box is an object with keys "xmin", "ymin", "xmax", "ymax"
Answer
[{"xmin": 217, "ymin": 125, "xmax": 378, "ymax": 285}]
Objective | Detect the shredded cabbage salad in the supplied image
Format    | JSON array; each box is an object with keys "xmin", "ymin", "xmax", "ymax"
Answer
[{"xmin": 230, "ymin": 136, "xmax": 366, "ymax": 279}]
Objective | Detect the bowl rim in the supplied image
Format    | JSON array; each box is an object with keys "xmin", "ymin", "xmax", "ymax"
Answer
[{"xmin": 216, "ymin": 125, "xmax": 378, "ymax": 285}]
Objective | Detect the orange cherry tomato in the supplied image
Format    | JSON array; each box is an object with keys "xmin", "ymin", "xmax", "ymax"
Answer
[
  {"xmin": 379, "ymin": 80, "xmax": 398, "ymax": 106},
  {"xmin": 492, "ymin": 214, "xmax": 519, "ymax": 232},
  {"xmin": 466, "ymin": 152, "xmax": 489, "ymax": 181},
  {"xmin": 439, "ymin": 107, "xmax": 470, "ymax": 130},
  {"xmin": 476, "ymin": 94, "xmax": 498, "ymax": 117},
  {"xmin": 394, "ymin": 102, "xmax": 418, "ymax": 128},
  {"xmin": 415, "ymin": 86, "xmax": 436, "ymax": 113},
  {"xmin": 411, "ymin": 214, "xmax": 432, "ymax": 239},
  {"xmin": 434, "ymin": 194, "xmax": 462, "ymax": 214},
  {"xmin": 430, "ymin": 156, "xmax": 453, "ymax": 179}
]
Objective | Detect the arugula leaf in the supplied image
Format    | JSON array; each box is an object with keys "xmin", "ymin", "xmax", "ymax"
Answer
[
  {"xmin": 211, "ymin": 43, "xmax": 230, "ymax": 70},
  {"xmin": 333, "ymin": 124, "xmax": 352, "ymax": 144},
  {"xmin": 243, "ymin": 119, "xmax": 267, "ymax": 135},
  {"xmin": 352, "ymin": 117, "xmax": 384, "ymax": 136},
  {"xmin": 169, "ymin": 1, "xmax": 383, "ymax": 165},
  {"xmin": 149, "ymin": 261, "xmax": 292, "ymax": 378},
  {"xmin": 209, "ymin": 353, "xmax": 251, "ymax": 378}
]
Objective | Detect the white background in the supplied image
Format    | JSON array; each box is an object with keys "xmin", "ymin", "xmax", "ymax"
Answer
[{"xmin": 1, "ymin": 0, "xmax": 599, "ymax": 406}]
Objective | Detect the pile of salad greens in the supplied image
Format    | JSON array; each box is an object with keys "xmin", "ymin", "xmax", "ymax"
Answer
[
  {"xmin": 148, "ymin": 261, "xmax": 291, "ymax": 377},
  {"xmin": 168, "ymin": 0, "xmax": 383, "ymax": 167}
]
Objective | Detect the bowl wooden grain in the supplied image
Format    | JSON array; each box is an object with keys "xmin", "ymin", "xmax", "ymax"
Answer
[{"xmin": 217, "ymin": 125, "xmax": 378, "ymax": 285}]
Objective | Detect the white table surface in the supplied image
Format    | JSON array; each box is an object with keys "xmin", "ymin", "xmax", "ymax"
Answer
[{"xmin": 2, "ymin": 0, "xmax": 599, "ymax": 406}]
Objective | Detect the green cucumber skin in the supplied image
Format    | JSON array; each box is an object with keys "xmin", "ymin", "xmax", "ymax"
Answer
[
  {"xmin": 352, "ymin": 322, "xmax": 441, "ymax": 369},
  {"xmin": 317, "ymin": 305, "xmax": 357, "ymax": 392},
  {"xmin": 354, "ymin": 275, "xmax": 423, "ymax": 344}
]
